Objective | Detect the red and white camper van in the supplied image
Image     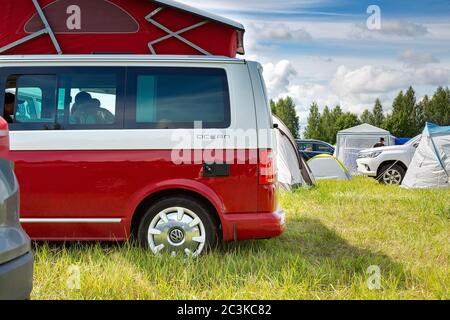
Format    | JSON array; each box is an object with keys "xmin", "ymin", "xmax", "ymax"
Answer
[
  {"xmin": 0, "ymin": 55, "xmax": 285, "ymax": 256},
  {"xmin": 0, "ymin": 0, "xmax": 284, "ymax": 256}
]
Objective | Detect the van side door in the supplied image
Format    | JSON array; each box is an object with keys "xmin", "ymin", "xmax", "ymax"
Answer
[{"xmin": 1, "ymin": 66, "xmax": 127, "ymax": 239}]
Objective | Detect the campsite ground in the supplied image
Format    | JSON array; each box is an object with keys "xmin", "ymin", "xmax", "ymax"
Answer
[{"xmin": 31, "ymin": 177, "xmax": 449, "ymax": 300}]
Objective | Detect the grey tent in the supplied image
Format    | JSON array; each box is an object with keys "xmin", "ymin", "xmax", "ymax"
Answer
[
  {"xmin": 402, "ymin": 123, "xmax": 450, "ymax": 189},
  {"xmin": 335, "ymin": 123, "xmax": 394, "ymax": 174},
  {"xmin": 273, "ymin": 116, "xmax": 315, "ymax": 190},
  {"xmin": 307, "ymin": 154, "xmax": 352, "ymax": 181}
]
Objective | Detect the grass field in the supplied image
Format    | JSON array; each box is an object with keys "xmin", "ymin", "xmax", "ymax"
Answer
[{"xmin": 31, "ymin": 177, "xmax": 449, "ymax": 300}]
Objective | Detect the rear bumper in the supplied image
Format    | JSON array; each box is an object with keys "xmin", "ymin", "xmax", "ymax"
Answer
[
  {"xmin": 221, "ymin": 208, "xmax": 286, "ymax": 241},
  {"xmin": 0, "ymin": 252, "xmax": 33, "ymax": 300}
]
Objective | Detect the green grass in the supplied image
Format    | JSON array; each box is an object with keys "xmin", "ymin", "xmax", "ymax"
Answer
[{"xmin": 31, "ymin": 177, "xmax": 449, "ymax": 300}]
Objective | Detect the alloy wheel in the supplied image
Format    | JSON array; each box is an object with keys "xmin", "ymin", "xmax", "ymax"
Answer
[{"xmin": 382, "ymin": 169, "xmax": 402, "ymax": 185}]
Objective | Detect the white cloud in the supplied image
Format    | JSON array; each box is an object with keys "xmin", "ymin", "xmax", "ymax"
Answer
[
  {"xmin": 174, "ymin": 0, "xmax": 332, "ymax": 12},
  {"xmin": 350, "ymin": 20, "xmax": 429, "ymax": 39},
  {"xmin": 331, "ymin": 65, "xmax": 450, "ymax": 95},
  {"xmin": 398, "ymin": 49, "xmax": 439, "ymax": 68},
  {"xmin": 413, "ymin": 68, "xmax": 450, "ymax": 85},
  {"xmin": 332, "ymin": 65, "xmax": 408, "ymax": 94},
  {"xmin": 285, "ymin": 83, "xmax": 339, "ymax": 111},
  {"xmin": 249, "ymin": 23, "xmax": 312, "ymax": 41},
  {"xmin": 171, "ymin": 0, "xmax": 450, "ymax": 124},
  {"xmin": 262, "ymin": 60, "xmax": 450, "ymax": 124},
  {"xmin": 379, "ymin": 20, "xmax": 428, "ymax": 37},
  {"xmin": 426, "ymin": 23, "xmax": 450, "ymax": 40},
  {"xmin": 262, "ymin": 60, "xmax": 297, "ymax": 96}
]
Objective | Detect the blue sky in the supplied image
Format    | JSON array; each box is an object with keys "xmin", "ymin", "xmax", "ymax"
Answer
[{"xmin": 177, "ymin": 0, "xmax": 450, "ymax": 128}]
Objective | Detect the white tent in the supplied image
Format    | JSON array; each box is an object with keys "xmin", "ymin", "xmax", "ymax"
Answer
[
  {"xmin": 335, "ymin": 123, "xmax": 394, "ymax": 174},
  {"xmin": 402, "ymin": 123, "xmax": 450, "ymax": 189},
  {"xmin": 273, "ymin": 116, "xmax": 315, "ymax": 190},
  {"xmin": 307, "ymin": 155, "xmax": 352, "ymax": 181}
]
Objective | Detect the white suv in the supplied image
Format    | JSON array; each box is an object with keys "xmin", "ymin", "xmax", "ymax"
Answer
[{"xmin": 357, "ymin": 135, "xmax": 421, "ymax": 184}]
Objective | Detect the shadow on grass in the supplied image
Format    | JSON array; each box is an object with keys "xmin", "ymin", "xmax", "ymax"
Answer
[
  {"xmin": 32, "ymin": 217, "xmax": 413, "ymax": 293},
  {"xmin": 218, "ymin": 217, "xmax": 412, "ymax": 290}
]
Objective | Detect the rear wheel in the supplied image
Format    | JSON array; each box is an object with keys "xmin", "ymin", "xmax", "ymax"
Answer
[
  {"xmin": 378, "ymin": 164, "xmax": 405, "ymax": 185},
  {"xmin": 137, "ymin": 196, "xmax": 218, "ymax": 256}
]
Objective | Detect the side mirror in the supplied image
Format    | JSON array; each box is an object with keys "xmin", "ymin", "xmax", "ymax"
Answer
[{"xmin": 0, "ymin": 116, "xmax": 10, "ymax": 157}]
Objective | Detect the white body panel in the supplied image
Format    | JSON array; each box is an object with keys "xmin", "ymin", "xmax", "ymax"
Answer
[
  {"xmin": 1, "ymin": 55, "xmax": 274, "ymax": 151},
  {"xmin": 357, "ymin": 137, "xmax": 420, "ymax": 177}
]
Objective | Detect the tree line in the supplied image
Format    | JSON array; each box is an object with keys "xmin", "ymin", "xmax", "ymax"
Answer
[{"xmin": 271, "ymin": 86, "xmax": 449, "ymax": 144}]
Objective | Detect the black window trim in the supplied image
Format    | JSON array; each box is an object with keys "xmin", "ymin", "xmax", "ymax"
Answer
[
  {"xmin": 2, "ymin": 66, "xmax": 232, "ymax": 131},
  {"xmin": 1, "ymin": 67, "xmax": 126, "ymax": 131},
  {"xmin": 2, "ymin": 72, "xmax": 59, "ymax": 131},
  {"xmin": 124, "ymin": 66, "xmax": 232, "ymax": 130},
  {"xmin": 314, "ymin": 142, "xmax": 333, "ymax": 153}
]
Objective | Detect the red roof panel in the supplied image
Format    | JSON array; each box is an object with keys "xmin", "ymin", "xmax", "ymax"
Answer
[{"xmin": 0, "ymin": 0, "xmax": 245, "ymax": 57}]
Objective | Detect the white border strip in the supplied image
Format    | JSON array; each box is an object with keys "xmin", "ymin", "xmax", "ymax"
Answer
[{"xmin": 20, "ymin": 218, "xmax": 122, "ymax": 224}]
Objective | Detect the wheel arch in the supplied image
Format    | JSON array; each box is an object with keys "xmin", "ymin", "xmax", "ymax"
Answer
[
  {"xmin": 130, "ymin": 187, "xmax": 223, "ymax": 239},
  {"xmin": 377, "ymin": 160, "xmax": 408, "ymax": 177}
]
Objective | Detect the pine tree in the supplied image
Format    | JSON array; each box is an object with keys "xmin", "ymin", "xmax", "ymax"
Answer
[
  {"xmin": 304, "ymin": 102, "xmax": 321, "ymax": 139},
  {"xmin": 360, "ymin": 109, "xmax": 373, "ymax": 124},
  {"xmin": 270, "ymin": 99, "xmax": 276, "ymax": 115},
  {"xmin": 414, "ymin": 96, "xmax": 426, "ymax": 132},
  {"xmin": 329, "ymin": 105, "xmax": 343, "ymax": 144},
  {"xmin": 372, "ymin": 99, "xmax": 385, "ymax": 128},
  {"xmin": 271, "ymin": 97, "xmax": 300, "ymax": 138},
  {"xmin": 425, "ymin": 87, "xmax": 450, "ymax": 126},
  {"xmin": 319, "ymin": 106, "xmax": 334, "ymax": 143},
  {"xmin": 332, "ymin": 105, "xmax": 343, "ymax": 119},
  {"xmin": 335, "ymin": 112, "xmax": 361, "ymax": 132},
  {"xmin": 385, "ymin": 88, "xmax": 420, "ymax": 137}
]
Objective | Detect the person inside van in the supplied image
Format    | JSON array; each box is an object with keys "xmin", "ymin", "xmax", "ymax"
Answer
[
  {"xmin": 3, "ymin": 92, "xmax": 24, "ymax": 123},
  {"xmin": 71, "ymin": 91, "xmax": 92, "ymax": 123},
  {"xmin": 71, "ymin": 92, "xmax": 114, "ymax": 125},
  {"xmin": 71, "ymin": 91, "xmax": 99, "ymax": 124},
  {"xmin": 91, "ymin": 98, "xmax": 115, "ymax": 124},
  {"xmin": 373, "ymin": 137, "xmax": 385, "ymax": 148}
]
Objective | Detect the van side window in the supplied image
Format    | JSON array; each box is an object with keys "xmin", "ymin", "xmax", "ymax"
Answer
[
  {"xmin": 4, "ymin": 75, "xmax": 57, "ymax": 125},
  {"xmin": 129, "ymin": 68, "xmax": 230, "ymax": 129},
  {"xmin": 58, "ymin": 73, "xmax": 118, "ymax": 126}
]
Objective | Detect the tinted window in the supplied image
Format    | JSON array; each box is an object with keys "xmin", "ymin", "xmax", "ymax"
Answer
[
  {"xmin": 58, "ymin": 72, "xmax": 118, "ymax": 126},
  {"xmin": 316, "ymin": 143, "xmax": 333, "ymax": 153},
  {"xmin": 299, "ymin": 143, "xmax": 313, "ymax": 151},
  {"xmin": 130, "ymin": 68, "xmax": 230, "ymax": 129},
  {"xmin": 4, "ymin": 75, "xmax": 57, "ymax": 125}
]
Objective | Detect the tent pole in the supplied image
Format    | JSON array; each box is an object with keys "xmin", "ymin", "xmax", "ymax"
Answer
[
  {"xmin": 32, "ymin": 0, "xmax": 62, "ymax": 54},
  {"xmin": 148, "ymin": 21, "xmax": 209, "ymax": 51},
  {"xmin": 0, "ymin": 0, "xmax": 62, "ymax": 54},
  {"xmin": 145, "ymin": 7, "xmax": 211, "ymax": 55},
  {"xmin": 0, "ymin": 29, "xmax": 47, "ymax": 54}
]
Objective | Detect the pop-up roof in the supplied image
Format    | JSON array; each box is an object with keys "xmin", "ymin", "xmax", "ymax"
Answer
[{"xmin": 0, "ymin": 0, "xmax": 245, "ymax": 57}]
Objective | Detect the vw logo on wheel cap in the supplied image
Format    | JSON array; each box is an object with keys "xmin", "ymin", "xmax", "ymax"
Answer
[{"xmin": 169, "ymin": 228, "xmax": 185, "ymax": 244}]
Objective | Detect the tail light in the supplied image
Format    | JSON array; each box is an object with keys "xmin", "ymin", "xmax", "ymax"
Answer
[
  {"xmin": 259, "ymin": 149, "xmax": 276, "ymax": 185},
  {"xmin": 0, "ymin": 116, "xmax": 10, "ymax": 157}
]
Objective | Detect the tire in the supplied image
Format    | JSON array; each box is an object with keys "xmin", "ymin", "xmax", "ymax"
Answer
[
  {"xmin": 137, "ymin": 196, "xmax": 218, "ymax": 256},
  {"xmin": 378, "ymin": 164, "xmax": 405, "ymax": 185}
]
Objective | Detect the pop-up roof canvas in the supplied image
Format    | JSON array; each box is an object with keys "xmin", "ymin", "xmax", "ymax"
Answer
[{"xmin": 0, "ymin": 0, "xmax": 245, "ymax": 57}]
